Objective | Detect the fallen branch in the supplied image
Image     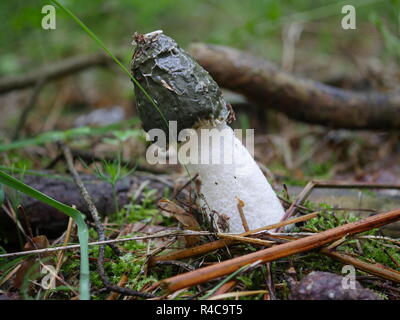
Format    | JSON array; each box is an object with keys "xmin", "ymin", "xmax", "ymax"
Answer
[
  {"xmin": 161, "ymin": 208, "xmax": 400, "ymax": 292},
  {"xmin": 189, "ymin": 43, "xmax": 400, "ymax": 130},
  {"xmin": 0, "ymin": 53, "xmax": 116, "ymax": 94}
]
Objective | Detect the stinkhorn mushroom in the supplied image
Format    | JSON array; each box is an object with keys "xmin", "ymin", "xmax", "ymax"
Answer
[{"xmin": 131, "ymin": 31, "xmax": 285, "ymax": 233}]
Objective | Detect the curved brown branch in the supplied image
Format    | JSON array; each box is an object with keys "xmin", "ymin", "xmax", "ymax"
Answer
[
  {"xmin": 0, "ymin": 53, "xmax": 116, "ymax": 94},
  {"xmin": 189, "ymin": 43, "xmax": 400, "ymax": 130}
]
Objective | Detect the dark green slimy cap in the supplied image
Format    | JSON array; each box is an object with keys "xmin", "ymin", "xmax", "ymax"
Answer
[{"xmin": 131, "ymin": 31, "xmax": 229, "ymax": 138}]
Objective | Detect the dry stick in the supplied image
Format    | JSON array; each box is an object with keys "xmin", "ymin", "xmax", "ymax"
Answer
[
  {"xmin": 62, "ymin": 144, "xmax": 154, "ymax": 299},
  {"xmin": 13, "ymin": 78, "xmax": 47, "ymax": 140},
  {"xmin": 383, "ymin": 248, "xmax": 400, "ymax": 268},
  {"xmin": 207, "ymin": 290, "xmax": 267, "ymax": 300},
  {"xmin": 161, "ymin": 208, "xmax": 400, "ymax": 293},
  {"xmin": 55, "ymin": 217, "xmax": 74, "ymax": 273},
  {"xmin": 320, "ymin": 248, "xmax": 400, "ymax": 284},
  {"xmin": 216, "ymin": 233, "xmax": 274, "ymax": 247},
  {"xmin": 106, "ymin": 274, "xmax": 129, "ymax": 300},
  {"xmin": 172, "ymin": 174, "xmax": 198, "ymax": 200},
  {"xmin": 17, "ymin": 205, "xmax": 34, "ymax": 240},
  {"xmin": 278, "ymin": 180, "xmax": 400, "ymax": 231},
  {"xmin": 357, "ymin": 235, "xmax": 400, "ymax": 247},
  {"xmin": 0, "ymin": 230, "xmax": 212, "ymax": 259},
  {"xmin": 236, "ymin": 198, "xmax": 249, "ymax": 232},
  {"xmin": 155, "ymin": 260, "xmax": 195, "ymax": 272},
  {"xmin": 209, "ymin": 280, "xmax": 237, "ymax": 298},
  {"xmin": 312, "ymin": 181, "xmax": 400, "ymax": 190},
  {"xmin": 279, "ymin": 181, "xmax": 315, "ymax": 228},
  {"xmin": 0, "ymin": 52, "xmax": 116, "ymax": 94},
  {"xmin": 62, "ymin": 145, "xmax": 120, "ymax": 256},
  {"xmin": 43, "ymin": 217, "xmax": 74, "ymax": 300},
  {"xmin": 149, "ymin": 211, "xmax": 319, "ymax": 265},
  {"xmin": 279, "ymin": 195, "xmax": 376, "ymax": 215},
  {"xmin": 264, "ymin": 262, "xmax": 276, "ymax": 300}
]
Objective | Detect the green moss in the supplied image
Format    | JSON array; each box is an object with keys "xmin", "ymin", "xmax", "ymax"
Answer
[{"xmin": 114, "ymin": 188, "xmax": 160, "ymax": 224}]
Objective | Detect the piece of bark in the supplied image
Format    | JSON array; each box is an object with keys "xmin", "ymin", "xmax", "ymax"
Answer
[
  {"xmin": 189, "ymin": 43, "xmax": 400, "ymax": 130},
  {"xmin": 0, "ymin": 172, "xmax": 173, "ymax": 245},
  {"xmin": 290, "ymin": 271, "xmax": 381, "ymax": 300}
]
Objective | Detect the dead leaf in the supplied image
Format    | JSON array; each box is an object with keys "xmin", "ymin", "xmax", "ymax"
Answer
[
  {"xmin": 14, "ymin": 235, "xmax": 50, "ymax": 289},
  {"xmin": 158, "ymin": 199, "xmax": 201, "ymax": 247}
]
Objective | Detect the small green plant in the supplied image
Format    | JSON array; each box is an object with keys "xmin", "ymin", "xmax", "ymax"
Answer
[{"xmin": 91, "ymin": 154, "xmax": 136, "ymax": 213}]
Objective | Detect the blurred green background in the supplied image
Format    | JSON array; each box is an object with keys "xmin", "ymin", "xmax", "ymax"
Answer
[
  {"xmin": 1, "ymin": 0, "xmax": 399, "ymax": 78},
  {"xmin": 1, "ymin": 0, "xmax": 400, "ymax": 158}
]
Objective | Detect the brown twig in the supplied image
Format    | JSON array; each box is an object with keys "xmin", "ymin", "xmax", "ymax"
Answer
[
  {"xmin": 278, "ymin": 180, "xmax": 400, "ymax": 230},
  {"xmin": 216, "ymin": 233, "xmax": 274, "ymax": 247},
  {"xmin": 106, "ymin": 274, "xmax": 129, "ymax": 300},
  {"xmin": 264, "ymin": 262, "xmax": 276, "ymax": 300},
  {"xmin": 209, "ymin": 280, "xmax": 237, "ymax": 298},
  {"xmin": 149, "ymin": 211, "xmax": 319, "ymax": 265},
  {"xmin": 17, "ymin": 205, "xmax": 34, "ymax": 240},
  {"xmin": 279, "ymin": 181, "xmax": 315, "ymax": 228},
  {"xmin": 161, "ymin": 208, "xmax": 400, "ymax": 292},
  {"xmin": 13, "ymin": 78, "xmax": 47, "ymax": 140},
  {"xmin": 0, "ymin": 53, "xmax": 116, "ymax": 94},
  {"xmin": 62, "ymin": 145, "xmax": 120, "ymax": 255},
  {"xmin": 155, "ymin": 260, "xmax": 195, "ymax": 272},
  {"xmin": 321, "ymin": 248, "xmax": 400, "ymax": 283},
  {"xmin": 0, "ymin": 230, "xmax": 212, "ymax": 259},
  {"xmin": 236, "ymin": 198, "xmax": 249, "ymax": 232},
  {"xmin": 62, "ymin": 144, "xmax": 154, "ymax": 299},
  {"xmin": 44, "ymin": 217, "xmax": 74, "ymax": 299}
]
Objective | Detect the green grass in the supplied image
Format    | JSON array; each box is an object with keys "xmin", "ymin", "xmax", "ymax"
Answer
[{"xmin": 0, "ymin": 171, "xmax": 90, "ymax": 300}]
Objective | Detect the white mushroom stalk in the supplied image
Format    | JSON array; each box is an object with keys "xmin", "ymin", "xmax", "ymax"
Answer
[
  {"xmin": 184, "ymin": 121, "xmax": 285, "ymax": 233},
  {"xmin": 131, "ymin": 31, "xmax": 285, "ymax": 233}
]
